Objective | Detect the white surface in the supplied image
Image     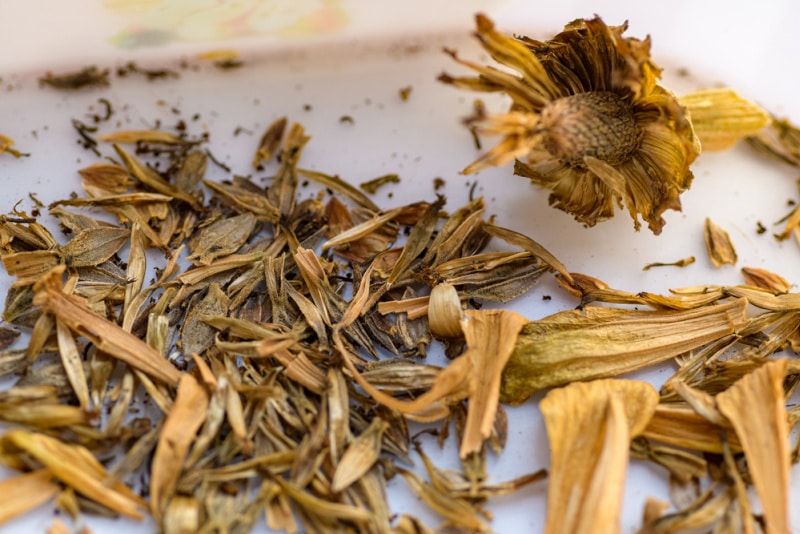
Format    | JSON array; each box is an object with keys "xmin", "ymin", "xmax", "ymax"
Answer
[{"xmin": 1, "ymin": 1, "xmax": 800, "ymax": 532}]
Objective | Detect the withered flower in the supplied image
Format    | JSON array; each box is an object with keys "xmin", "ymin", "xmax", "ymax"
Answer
[{"xmin": 440, "ymin": 15, "xmax": 700, "ymax": 234}]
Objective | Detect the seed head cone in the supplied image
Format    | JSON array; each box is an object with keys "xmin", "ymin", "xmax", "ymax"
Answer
[{"xmin": 442, "ymin": 15, "xmax": 701, "ymax": 234}]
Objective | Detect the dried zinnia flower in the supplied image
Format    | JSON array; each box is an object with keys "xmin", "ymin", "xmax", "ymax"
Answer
[{"xmin": 440, "ymin": 15, "xmax": 701, "ymax": 234}]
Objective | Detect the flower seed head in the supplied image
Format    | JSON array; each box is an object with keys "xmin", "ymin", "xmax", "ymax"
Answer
[{"xmin": 540, "ymin": 91, "xmax": 640, "ymax": 167}]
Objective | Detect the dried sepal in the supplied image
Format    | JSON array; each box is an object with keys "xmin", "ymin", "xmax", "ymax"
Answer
[
  {"xmin": 57, "ymin": 226, "xmax": 130, "ymax": 268},
  {"xmin": 187, "ymin": 213, "xmax": 257, "ymax": 265},
  {"xmin": 77, "ymin": 162, "xmax": 131, "ymax": 194},
  {"xmin": 252, "ymin": 116, "xmax": 287, "ymax": 168},
  {"xmin": 679, "ymin": 88, "xmax": 770, "ymax": 151},
  {"xmin": 173, "ymin": 150, "xmax": 208, "ymax": 192},
  {"xmin": 55, "ymin": 319, "xmax": 90, "ymax": 411},
  {"xmin": 540, "ymin": 379, "xmax": 658, "ymax": 534},
  {"xmin": 501, "ymin": 298, "xmax": 747, "ymax": 404},
  {"xmin": 396, "ymin": 468, "xmax": 490, "ymax": 532},
  {"xmin": 704, "ymin": 218, "xmax": 737, "ymax": 268},
  {"xmin": 746, "ymin": 116, "xmax": 800, "ymax": 167},
  {"xmin": 113, "ymin": 144, "xmax": 202, "ymax": 211},
  {"xmin": 331, "ymin": 417, "xmax": 388, "ymax": 493},
  {"xmin": 740, "ymin": 266, "xmax": 791, "ymax": 294}
]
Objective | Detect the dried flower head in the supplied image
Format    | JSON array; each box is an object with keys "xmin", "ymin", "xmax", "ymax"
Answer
[{"xmin": 441, "ymin": 15, "xmax": 701, "ymax": 234}]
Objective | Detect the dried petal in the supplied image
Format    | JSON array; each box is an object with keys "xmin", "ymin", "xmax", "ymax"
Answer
[
  {"xmin": 540, "ymin": 379, "xmax": 658, "ymax": 534},
  {"xmin": 716, "ymin": 359, "xmax": 790, "ymax": 534},
  {"xmin": 151, "ymin": 374, "xmax": 208, "ymax": 524}
]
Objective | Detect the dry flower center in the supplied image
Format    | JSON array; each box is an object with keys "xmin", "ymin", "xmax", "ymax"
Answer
[{"xmin": 540, "ymin": 91, "xmax": 640, "ymax": 166}]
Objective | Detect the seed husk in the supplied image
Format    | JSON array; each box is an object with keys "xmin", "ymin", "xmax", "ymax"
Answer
[{"xmin": 704, "ymin": 217, "xmax": 738, "ymax": 267}]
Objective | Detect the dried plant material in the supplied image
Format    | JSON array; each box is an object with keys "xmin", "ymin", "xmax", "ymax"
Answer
[
  {"xmin": 173, "ymin": 150, "xmax": 208, "ymax": 192},
  {"xmin": 0, "ymin": 470, "xmax": 59, "ymax": 525},
  {"xmin": 180, "ymin": 283, "xmax": 230, "ymax": 356},
  {"xmin": 113, "ymin": 143, "xmax": 202, "ymax": 211},
  {"xmin": 162, "ymin": 495, "xmax": 201, "ymax": 534},
  {"xmin": 33, "ymin": 266, "xmax": 181, "ymax": 386},
  {"xmin": 0, "ymin": 430, "xmax": 145, "ymax": 518},
  {"xmin": 642, "ymin": 256, "xmax": 695, "ymax": 271},
  {"xmin": 679, "ymin": 88, "xmax": 770, "ymax": 151},
  {"xmin": 0, "ymin": 133, "xmax": 26, "ymax": 158},
  {"xmin": 359, "ymin": 173, "xmax": 400, "ymax": 194},
  {"xmin": 0, "ymin": 326, "xmax": 19, "ymax": 350},
  {"xmin": 642, "ymin": 405, "xmax": 741, "ymax": 454},
  {"xmin": 58, "ymin": 226, "xmax": 130, "ymax": 268},
  {"xmin": 704, "ymin": 218, "xmax": 737, "ymax": 267},
  {"xmin": 440, "ymin": 14, "xmax": 699, "ymax": 234},
  {"xmin": 457, "ymin": 309, "xmax": 528, "ymax": 458},
  {"xmin": 630, "ymin": 438, "xmax": 708, "ymax": 483},
  {"xmin": 331, "ymin": 417, "xmax": 388, "ymax": 492},
  {"xmin": 501, "ymin": 298, "xmax": 747, "ymax": 404},
  {"xmin": 55, "ymin": 319, "xmax": 90, "ymax": 411},
  {"xmin": 150, "ymin": 374, "xmax": 209, "ymax": 524},
  {"xmin": 427, "ymin": 283, "xmax": 463, "ymax": 338},
  {"xmin": 640, "ymin": 487, "xmax": 733, "ymax": 534},
  {"xmin": 716, "ymin": 358, "xmax": 790, "ymax": 534},
  {"xmin": 8, "ymin": 68, "xmax": 800, "ymax": 534},
  {"xmin": 78, "ymin": 162, "xmax": 132, "ymax": 194},
  {"xmin": 399, "ymin": 86, "xmax": 413, "ymax": 101},
  {"xmin": 0, "ymin": 101, "xmax": 563, "ymax": 531},
  {"xmin": 741, "ymin": 266, "xmax": 791, "ymax": 294},
  {"xmin": 252, "ymin": 116, "xmax": 287, "ymax": 168},
  {"xmin": 396, "ymin": 468, "xmax": 490, "ymax": 532},
  {"xmin": 746, "ymin": 116, "xmax": 800, "ymax": 167},
  {"xmin": 97, "ymin": 130, "xmax": 190, "ymax": 145},
  {"xmin": 187, "ymin": 213, "xmax": 257, "ymax": 265},
  {"xmin": 39, "ymin": 66, "xmax": 110, "ymax": 90},
  {"xmin": 540, "ymin": 379, "xmax": 658, "ymax": 534}
]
